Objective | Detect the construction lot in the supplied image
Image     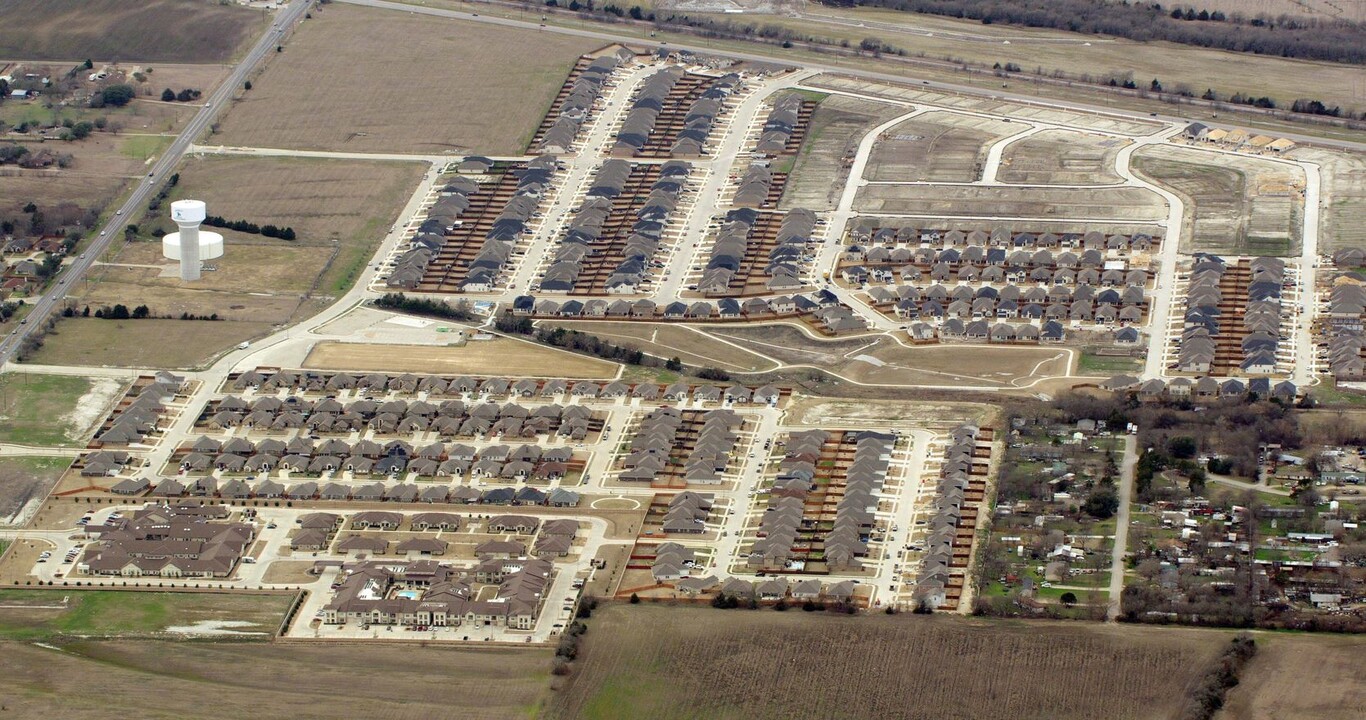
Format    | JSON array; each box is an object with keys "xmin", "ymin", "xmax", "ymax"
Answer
[
  {"xmin": 1134, "ymin": 144, "xmax": 1303, "ymax": 256},
  {"xmin": 854, "ymin": 184, "xmax": 1166, "ymax": 221},
  {"xmin": 863, "ymin": 111, "xmax": 1017, "ymax": 183},
  {"xmin": 215, "ymin": 3, "xmax": 599, "ymax": 154},
  {"xmin": 780, "ymin": 94, "xmax": 906, "ymax": 210},
  {"xmin": 997, "ymin": 129, "xmax": 1129, "ymax": 185}
]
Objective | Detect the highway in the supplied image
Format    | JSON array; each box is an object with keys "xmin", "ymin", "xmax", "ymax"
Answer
[{"xmin": 0, "ymin": 0, "xmax": 312, "ymax": 367}]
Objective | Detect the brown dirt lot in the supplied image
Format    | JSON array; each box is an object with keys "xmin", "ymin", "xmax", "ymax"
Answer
[
  {"xmin": 261, "ymin": 561, "xmax": 321, "ymax": 586},
  {"xmin": 549, "ymin": 604, "xmax": 1229, "ymax": 720},
  {"xmin": 864, "ymin": 111, "xmax": 1016, "ymax": 183},
  {"xmin": 1222, "ymin": 633, "xmax": 1366, "ymax": 720},
  {"xmin": 0, "ymin": 639, "xmax": 550, "ymax": 719},
  {"xmin": 854, "ymin": 183, "xmax": 1166, "ymax": 221},
  {"xmin": 29, "ymin": 317, "xmax": 275, "ymax": 369},
  {"xmin": 303, "ymin": 339, "xmax": 620, "ymax": 378},
  {"xmin": 215, "ymin": 3, "xmax": 600, "ymax": 154},
  {"xmin": 0, "ymin": 0, "xmax": 263, "ymax": 63},
  {"xmin": 548, "ymin": 321, "xmax": 779, "ymax": 373},
  {"xmin": 997, "ymin": 129, "xmax": 1129, "ymax": 185},
  {"xmin": 1134, "ymin": 144, "xmax": 1303, "ymax": 256}
]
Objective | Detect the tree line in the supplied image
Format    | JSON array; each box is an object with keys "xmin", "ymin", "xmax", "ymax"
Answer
[
  {"xmin": 374, "ymin": 292, "xmax": 474, "ymax": 320},
  {"xmin": 159, "ymin": 88, "xmax": 202, "ymax": 103},
  {"xmin": 201, "ymin": 215, "xmax": 297, "ymax": 240},
  {"xmin": 60, "ymin": 304, "xmax": 221, "ymax": 321},
  {"xmin": 831, "ymin": 0, "xmax": 1365, "ymax": 64}
]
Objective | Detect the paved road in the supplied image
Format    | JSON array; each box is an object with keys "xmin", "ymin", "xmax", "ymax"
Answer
[
  {"xmin": 1107, "ymin": 435, "xmax": 1137, "ymax": 622},
  {"xmin": 0, "ymin": 0, "xmax": 312, "ymax": 368}
]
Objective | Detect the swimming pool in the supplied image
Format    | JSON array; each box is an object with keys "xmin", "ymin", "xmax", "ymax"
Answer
[{"xmin": 396, "ymin": 590, "xmax": 420, "ymax": 600}]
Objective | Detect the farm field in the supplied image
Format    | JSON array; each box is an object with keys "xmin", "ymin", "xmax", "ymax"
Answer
[
  {"xmin": 780, "ymin": 95, "xmax": 906, "ymax": 210},
  {"xmin": 549, "ymin": 604, "xmax": 1229, "ymax": 720},
  {"xmin": 0, "ymin": 0, "xmax": 263, "ymax": 63},
  {"xmin": 0, "ymin": 372, "xmax": 116, "ymax": 446},
  {"xmin": 1134, "ymin": 145, "xmax": 1303, "ymax": 255},
  {"xmin": 0, "ymin": 590, "xmax": 292, "ymax": 642},
  {"xmin": 28, "ymin": 317, "xmax": 275, "ymax": 369},
  {"xmin": 549, "ymin": 322, "xmax": 778, "ymax": 373},
  {"xmin": 854, "ymin": 183, "xmax": 1166, "ymax": 221},
  {"xmin": 215, "ymin": 3, "xmax": 599, "ymax": 154},
  {"xmin": 864, "ymin": 111, "xmax": 1016, "ymax": 183},
  {"xmin": 997, "ymin": 129, "xmax": 1129, "ymax": 185},
  {"xmin": 1221, "ymin": 632, "xmax": 1366, "ymax": 720},
  {"xmin": 0, "ymin": 639, "xmax": 550, "ymax": 719},
  {"xmin": 722, "ymin": 5, "xmax": 1366, "ymax": 112},
  {"xmin": 0, "ymin": 457, "xmax": 70, "ymax": 525},
  {"xmin": 303, "ymin": 339, "xmax": 620, "ymax": 378}
]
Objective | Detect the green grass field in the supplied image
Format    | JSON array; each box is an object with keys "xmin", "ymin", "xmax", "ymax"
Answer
[
  {"xmin": 1077, "ymin": 351, "xmax": 1142, "ymax": 376},
  {"xmin": 119, "ymin": 135, "xmax": 171, "ymax": 160},
  {"xmin": 0, "ymin": 591, "xmax": 292, "ymax": 641},
  {"xmin": 0, "ymin": 373, "xmax": 96, "ymax": 446}
]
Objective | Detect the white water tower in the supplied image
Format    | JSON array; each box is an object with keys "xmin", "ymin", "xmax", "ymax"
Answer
[{"xmin": 162, "ymin": 199, "xmax": 223, "ymax": 281}]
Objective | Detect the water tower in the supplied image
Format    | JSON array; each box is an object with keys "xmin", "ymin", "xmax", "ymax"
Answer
[{"xmin": 161, "ymin": 199, "xmax": 223, "ymax": 281}]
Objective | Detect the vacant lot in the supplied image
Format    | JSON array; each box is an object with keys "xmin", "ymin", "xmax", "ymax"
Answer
[
  {"xmin": 0, "ymin": 638, "xmax": 549, "ymax": 719},
  {"xmin": 865, "ymin": 111, "xmax": 1016, "ymax": 183},
  {"xmin": 781, "ymin": 95, "xmax": 906, "ymax": 210},
  {"xmin": 1222, "ymin": 633, "xmax": 1366, "ymax": 720},
  {"xmin": 0, "ymin": 371, "xmax": 118, "ymax": 446},
  {"xmin": 550, "ymin": 604, "xmax": 1227, "ymax": 720},
  {"xmin": 550, "ymin": 322, "xmax": 778, "ymax": 373},
  {"xmin": 216, "ymin": 3, "xmax": 598, "ymax": 154},
  {"xmin": 0, "ymin": 105, "xmax": 193, "ymax": 220},
  {"xmin": 711, "ymin": 326, "xmax": 1072, "ymax": 387},
  {"xmin": 29, "ymin": 317, "xmax": 275, "ymax": 369},
  {"xmin": 0, "ymin": 590, "xmax": 292, "ymax": 641},
  {"xmin": 856, "ymin": 183, "xmax": 1165, "ymax": 221},
  {"xmin": 0, "ymin": 456, "xmax": 70, "ymax": 524},
  {"xmin": 304, "ymin": 339, "xmax": 619, "ymax": 378},
  {"xmin": 145, "ymin": 155, "xmax": 425, "ymax": 295},
  {"xmin": 1135, "ymin": 145, "xmax": 1303, "ymax": 255},
  {"xmin": 0, "ymin": 0, "xmax": 262, "ymax": 62},
  {"xmin": 997, "ymin": 129, "xmax": 1128, "ymax": 185},
  {"xmin": 786, "ymin": 396, "xmax": 992, "ymax": 430}
]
